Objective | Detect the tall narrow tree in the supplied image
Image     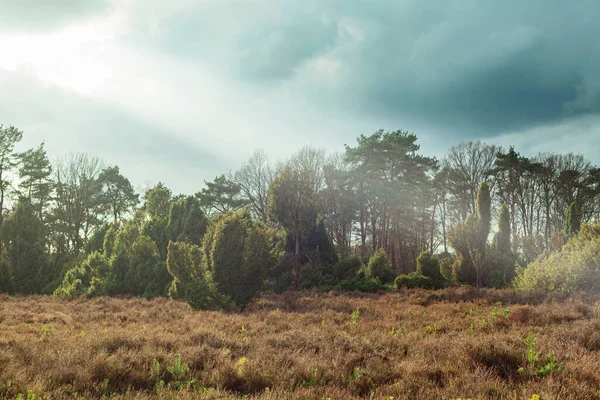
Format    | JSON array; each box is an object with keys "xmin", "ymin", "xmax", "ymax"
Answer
[
  {"xmin": 18, "ymin": 142, "xmax": 53, "ymax": 221},
  {"xmin": 0, "ymin": 125, "xmax": 24, "ymax": 253}
]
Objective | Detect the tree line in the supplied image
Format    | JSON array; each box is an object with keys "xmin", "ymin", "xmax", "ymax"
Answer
[{"xmin": 0, "ymin": 124, "xmax": 598, "ymax": 306}]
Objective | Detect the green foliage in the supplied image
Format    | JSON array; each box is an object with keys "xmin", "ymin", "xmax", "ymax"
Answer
[
  {"xmin": 113, "ymin": 214, "xmax": 143, "ymax": 255},
  {"xmin": 54, "ymin": 252, "xmax": 109, "ymax": 298},
  {"xmin": 18, "ymin": 142, "xmax": 52, "ymax": 220},
  {"xmin": 268, "ymin": 164, "xmax": 317, "ymax": 258},
  {"xmin": 564, "ymin": 201, "xmax": 580, "ymax": 242},
  {"xmin": 85, "ymin": 223, "xmax": 111, "ymax": 255},
  {"xmin": 144, "ymin": 183, "xmax": 172, "ymax": 220},
  {"xmin": 302, "ymin": 369, "xmax": 325, "ymax": 388},
  {"xmin": 448, "ymin": 218, "xmax": 477, "ymax": 285},
  {"xmin": 416, "ymin": 251, "xmax": 442, "ymax": 280},
  {"xmin": 207, "ymin": 211, "xmax": 270, "ymax": 306},
  {"xmin": 514, "ymin": 223, "xmax": 600, "ymax": 293},
  {"xmin": 151, "ymin": 359, "xmax": 165, "ymax": 392},
  {"xmin": 394, "ymin": 272, "xmax": 444, "ymax": 290},
  {"xmin": 449, "ymin": 182, "xmax": 492, "ymax": 287},
  {"xmin": 1, "ymin": 200, "xmax": 47, "ymax": 294},
  {"xmin": 239, "ymin": 225, "xmax": 272, "ymax": 304},
  {"xmin": 98, "ymin": 166, "xmax": 139, "ymax": 223},
  {"xmin": 517, "ymin": 333, "xmax": 564, "ymax": 377},
  {"xmin": 365, "ymin": 249, "xmax": 395, "ymax": 284},
  {"xmin": 197, "ymin": 174, "xmax": 247, "ymax": 216},
  {"xmin": 167, "ymin": 196, "xmax": 207, "ymax": 245},
  {"xmin": 439, "ymin": 253, "xmax": 454, "ymax": 282},
  {"xmin": 307, "ymin": 217, "xmax": 338, "ymax": 266},
  {"xmin": 0, "ymin": 260, "xmax": 14, "ymax": 293},
  {"xmin": 299, "ymin": 261, "xmax": 322, "ymax": 289},
  {"xmin": 350, "ymin": 308, "xmax": 360, "ymax": 324},
  {"xmin": 141, "ymin": 216, "xmax": 169, "ymax": 260},
  {"xmin": 476, "ymin": 182, "xmax": 491, "ymax": 247},
  {"xmin": 167, "ymin": 241, "xmax": 221, "ymax": 310},
  {"xmin": 333, "ymin": 256, "xmax": 364, "ymax": 282},
  {"xmin": 328, "ymin": 276, "xmax": 386, "ymax": 293},
  {"xmin": 127, "ymin": 235, "xmax": 164, "ymax": 297},
  {"xmin": 166, "ymin": 354, "xmax": 195, "ymax": 390},
  {"xmin": 102, "ymin": 222, "xmax": 120, "ymax": 259},
  {"xmin": 489, "ymin": 204, "xmax": 516, "ymax": 288}
]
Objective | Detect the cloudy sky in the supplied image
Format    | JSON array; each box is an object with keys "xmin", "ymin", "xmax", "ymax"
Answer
[{"xmin": 1, "ymin": 0, "xmax": 599, "ymax": 194}]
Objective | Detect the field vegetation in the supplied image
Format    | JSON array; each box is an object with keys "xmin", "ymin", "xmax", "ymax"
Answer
[{"xmin": 2, "ymin": 289, "xmax": 600, "ymax": 399}]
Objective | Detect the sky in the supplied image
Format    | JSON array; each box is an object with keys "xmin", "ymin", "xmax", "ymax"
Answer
[{"xmin": 1, "ymin": 0, "xmax": 600, "ymax": 194}]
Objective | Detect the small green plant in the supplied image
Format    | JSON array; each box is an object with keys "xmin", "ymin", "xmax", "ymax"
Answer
[
  {"xmin": 539, "ymin": 352, "xmax": 564, "ymax": 376},
  {"xmin": 16, "ymin": 390, "xmax": 37, "ymax": 400},
  {"xmin": 350, "ymin": 308, "xmax": 360, "ymax": 325},
  {"xmin": 389, "ymin": 324, "xmax": 407, "ymax": 336},
  {"xmin": 351, "ymin": 367, "xmax": 361, "ymax": 381},
  {"xmin": 518, "ymin": 333, "xmax": 564, "ymax": 377},
  {"xmin": 239, "ymin": 325, "xmax": 246, "ymax": 334},
  {"xmin": 41, "ymin": 325, "xmax": 50, "ymax": 337},
  {"xmin": 492, "ymin": 307, "xmax": 511, "ymax": 318},
  {"xmin": 151, "ymin": 359, "xmax": 165, "ymax": 392},
  {"xmin": 302, "ymin": 368, "xmax": 325, "ymax": 388},
  {"xmin": 468, "ymin": 322, "xmax": 475, "ymax": 335},
  {"xmin": 424, "ymin": 324, "xmax": 439, "ymax": 334},
  {"xmin": 167, "ymin": 354, "xmax": 195, "ymax": 390}
]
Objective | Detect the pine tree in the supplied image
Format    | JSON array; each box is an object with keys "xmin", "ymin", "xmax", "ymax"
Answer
[{"xmin": 18, "ymin": 142, "xmax": 53, "ymax": 221}]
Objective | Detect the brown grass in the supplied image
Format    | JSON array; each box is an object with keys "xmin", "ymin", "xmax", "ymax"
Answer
[{"xmin": 1, "ymin": 288, "xmax": 600, "ymax": 399}]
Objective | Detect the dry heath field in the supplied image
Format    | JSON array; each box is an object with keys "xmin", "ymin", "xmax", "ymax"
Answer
[{"xmin": 1, "ymin": 288, "xmax": 600, "ymax": 399}]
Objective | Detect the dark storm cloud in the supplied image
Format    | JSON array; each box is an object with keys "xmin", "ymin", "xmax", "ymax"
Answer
[{"xmin": 147, "ymin": 0, "xmax": 600, "ymax": 138}]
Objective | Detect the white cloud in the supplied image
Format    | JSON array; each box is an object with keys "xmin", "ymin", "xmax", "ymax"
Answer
[
  {"xmin": 494, "ymin": 115, "xmax": 600, "ymax": 163},
  {"xmin": 1, "ymin": 0, "xmax": 600, "ymax": 196}
]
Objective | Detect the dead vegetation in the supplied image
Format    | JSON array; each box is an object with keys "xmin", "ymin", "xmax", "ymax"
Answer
[{"xmin": 1, "ymin": 288, "xmax": 600, "ymax": 399}]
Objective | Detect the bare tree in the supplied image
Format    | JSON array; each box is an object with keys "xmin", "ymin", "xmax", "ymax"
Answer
[
  {"xmin": 232, "ymin": 149, "xmax": 274, "ymax": 222},
  {"xmin": 443, "ymin": 141, "xmax": 500, "ymax": 223},
  {"xmin": 51, "ymin": 153, "xmax": 105, "ymax": 253}
]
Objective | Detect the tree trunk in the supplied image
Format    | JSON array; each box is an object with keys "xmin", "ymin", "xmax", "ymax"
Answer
[{"xmin": 292, "ymin": 234, "xmax": 300, "ymax": 290}]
